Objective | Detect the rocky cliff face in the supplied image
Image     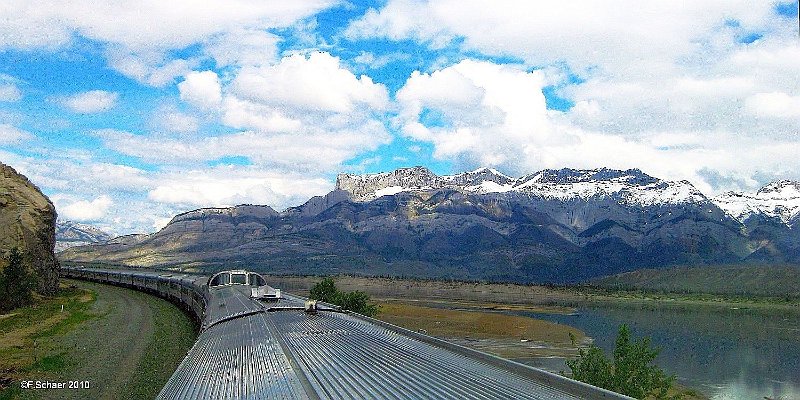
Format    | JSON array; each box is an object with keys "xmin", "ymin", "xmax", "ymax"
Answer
[
  {"xmin": 336, "ymin": 166, "xmax": 445, "ymax": 201},
  {"xmin": 0, "ymin": 163, "xmax": 59, "ymax": 294}
]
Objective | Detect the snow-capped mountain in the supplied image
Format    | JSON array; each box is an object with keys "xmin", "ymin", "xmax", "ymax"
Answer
[
  {"xmin": 511, "ymin": 168, "xmax": 708, "ymax": 206},
  {"xmin": 442, "ymin": 167, "xmax": 515, "ymax": 191},
  {"xmin": 337, "ymin": 166, "xmax": 453, "ymax": 201},
  {"xmin": 713, "ymin": 180, "xmax": 800, "ymax": 225},
  {"xmin": 61, "ymin": 166, "xmax": 800, "ymax": 284},
  {"xmin": 55, "ymin": 220, "xmax": 113, "ymax": 252},
  {"xmin": 337, "ymin": 166, "xmax": 709, "ymax": 207}
]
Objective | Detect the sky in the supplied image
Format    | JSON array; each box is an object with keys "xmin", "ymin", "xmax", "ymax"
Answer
[{"xmin": 0, "ymin": 1, "xmax": 798, "ymax": 235}]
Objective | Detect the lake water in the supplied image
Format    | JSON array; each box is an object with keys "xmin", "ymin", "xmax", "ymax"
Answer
[{"xmin": 516, "ymin": 303, "xmax": 800, "ymax": 400}]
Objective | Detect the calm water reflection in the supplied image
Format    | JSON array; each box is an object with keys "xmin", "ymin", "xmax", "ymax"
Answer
[{"xmin": 517, "ymin": 304, "xmax": 800, "ymax": 400}]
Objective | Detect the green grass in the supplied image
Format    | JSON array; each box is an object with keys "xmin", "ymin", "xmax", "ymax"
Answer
[
  {"xmin": 1, "ymin": 280, "xmax": 197, "ymax": 399},
  {"xmin": 0, "ymin": 284, "xmax": 97, "ymax": 399},
  {"xmin": 0, "ymin": 385, "xmax": 23, "ymax": 400},
  {"xmin": 32, "ymin": 308, "xmax": 97, "ymax": 340},
  {"xmin": 28, "ymin": 353, "xmax": 68, "ymax": 373},
  {"xmin": 0, "ymin": 287, "xmax": 91, "ymax": 333}
]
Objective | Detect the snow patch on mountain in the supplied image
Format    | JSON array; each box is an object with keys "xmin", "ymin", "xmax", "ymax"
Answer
[
  {"xmin": 465, "ymin": 180, "xmax": 515, "ymax": 194},
  {"xmin": 713, "ymin": 180, "xmax": 800, "ymax": 224},
  {"xmin": 374, "ymin": 186, "xmax": 406, "ymax": 198},
  {"xmin": 56, "ymin": 220, "xmax": 113, "ymax": 252}
]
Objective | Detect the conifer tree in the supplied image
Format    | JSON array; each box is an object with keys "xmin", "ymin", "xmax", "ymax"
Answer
[{"xmin": 0, "ymin": 248, "xmax": 37, "ymax": 312}]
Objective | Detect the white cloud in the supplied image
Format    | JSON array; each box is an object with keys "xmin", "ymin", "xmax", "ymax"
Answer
[
  {"xmin": 349, "ymin": 1, "xmax": 799, "ymax": 139},
  {"xmin": 152, "ymin": 107, "xmax": 200, "ymax": 133},
  {"xmin": 395, "ymin": 59, "xmax": 800, "ymax": 195},
  {"xmin": 1, "ymin": 150, "xmax": 336, "ymax": 233},
  {"xmin": 745, "ymin": 92, "xmax": 800, "ymax": 118},
  {"xmin": 0, "ymin": 1, "xmax": 337, "ymax": 85},
  {"xmin": 0, "ymin": 149, "xmax": 153, "ymax": 194},
  {"xmin": 346, "ymin": 1, "xmax": 781, "ymax": 74},
  {"xmin": 396, "ymin": 60, "xmax": 555, "ymax": 169},
  {"xmin": 144, "ymin": 52, "xmax": 392, "ymax": 172},
  {"xmin": 0, "ymin": 83, "xmax": 21, "ymax": 102},
  {"xmin": 61, "ymin": 90, "xmax": 118, "ymax": 113},
  {"xmin": 147, "ymin": 166, "xmax": 332, "ymax": 208},
  {"xmin": 232, "ymin": 52, "xmax": 389, "ymax": 113},
  {"xmin": 47, "ymin": 189, "xmax": 178, "ymax": 235},
  {"xmin": 352, "ymin": 51, "xmax": 411, "ymax": 70},
  {"xmin": 95, "ymin": 127, "xmax": 389, "ymax": 173},
  {"xmin": 359, "ymin": 1, "xmax": 799, "ymax": 194},
  {"xmin": 58, "ymin": 195, "xmax": 113, "ymax": 221},
  {"xmin": 0, "ymin": 1, "xmax": 336, "ymax": 51},
  {"xmin": 107, "ymin": 50, "xmax": 197, "ymax": 87},
  {"xmin": 178, "ymin": 71, "xmax": 222, "ymax": 109},
  {"xmin": 0, "ymin": 124, "xmax": 33, "ymax": 145},
  {"xmin": 205, "ymin": 28, "xmax": 280, "ymax": 68},
  {"xmin": 221, "ymin": 97, "xmax": 303, "ymax": 132}
]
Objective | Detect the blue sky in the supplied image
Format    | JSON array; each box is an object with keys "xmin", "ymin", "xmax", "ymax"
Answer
[{"xmin": 0, "ymin": 0, "xmax": 798, "ymax": 234}]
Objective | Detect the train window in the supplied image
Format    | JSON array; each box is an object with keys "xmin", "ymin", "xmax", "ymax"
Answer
[
  {"xmin": 210, "ymin": 273, "xmax": 230, "ymax": 287},
  {"xmin": 231, "ymin": 273, "xmax": 247, "ymax": 285},
  {"xmin": 249, "ymin": 274, "xmax": 266, "ymax": 287}
]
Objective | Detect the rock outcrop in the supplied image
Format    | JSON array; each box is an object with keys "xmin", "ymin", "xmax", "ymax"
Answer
[{"xmin": 0, "ymin": 162, "xmax": 59, "ymax": 294}]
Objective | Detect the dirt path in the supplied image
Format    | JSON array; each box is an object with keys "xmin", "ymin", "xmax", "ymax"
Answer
[
  {"xmin": 97, "ymin": 285, "xmax": 154, "ymax": 400},
  {"xmin": 35, "ymin": 281, "xmax": 188, "ymax": 400}
]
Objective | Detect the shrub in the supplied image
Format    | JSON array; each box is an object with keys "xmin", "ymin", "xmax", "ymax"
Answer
[
  {"xmin": 309, "ymin": 277, "xmax": 338, "ymax": 303},
  {"xmin": 566, "ymin": 324, "xmax": 679, "ymax": 399},
  {"xmin": 335, "ymin": 290, "xmax": 378, "ymax": 317},
  {"xmin": 309, "ymin": 278, "xmax": 379, "ymax": 317}
]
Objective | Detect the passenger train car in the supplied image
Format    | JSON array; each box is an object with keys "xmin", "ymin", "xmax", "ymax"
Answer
[
  {"xmin": 208, "ymin": 269, "xmax": 281, "ymax": 300},
  {"xmin": 61, "ymin": 265, "xmax": 631, "ymax": 400}
]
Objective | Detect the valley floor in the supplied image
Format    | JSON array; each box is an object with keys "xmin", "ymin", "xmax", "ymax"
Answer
[
  {"xmin": 264, "ymin": 273, "xmax": 800, "ymax": 312},
  {"xmin": 0, "ymin": 279, "xmax": 195, "ymax": 400}
]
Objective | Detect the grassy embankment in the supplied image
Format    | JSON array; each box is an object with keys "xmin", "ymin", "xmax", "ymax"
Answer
[
  {"xmin": 0, "ymin": 284, "xmax": 95, "ymax": 399},
  {"xmin": 0, "ymin": 279, "xmax": 195, "ymax": 399}
]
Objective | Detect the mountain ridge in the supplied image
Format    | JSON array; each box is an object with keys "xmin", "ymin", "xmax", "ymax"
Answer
[
  {"xmin": 60, "ymin": 166, "xmax": 800, "ymax": 285},
  {"xmin": 56, "ymin": 220, "xmax": 113, "ymax": 252},
  {"xmin": 337, "ymin": 166, "xmax": 711, "ymax": 205}
]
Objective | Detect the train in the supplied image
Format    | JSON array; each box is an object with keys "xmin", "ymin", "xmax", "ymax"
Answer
[{"xmin": 61, "ymin": 266, "xmax": 285, "ymax": 330}]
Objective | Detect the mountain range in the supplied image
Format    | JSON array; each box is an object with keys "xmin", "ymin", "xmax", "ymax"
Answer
[
  {"xmin": 59, "ymin": 166, "xmax": 800, "ymax": 283},
  {"xmin": 55, "ymin": 220, "xmax": 113, "ymax": 252}
]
